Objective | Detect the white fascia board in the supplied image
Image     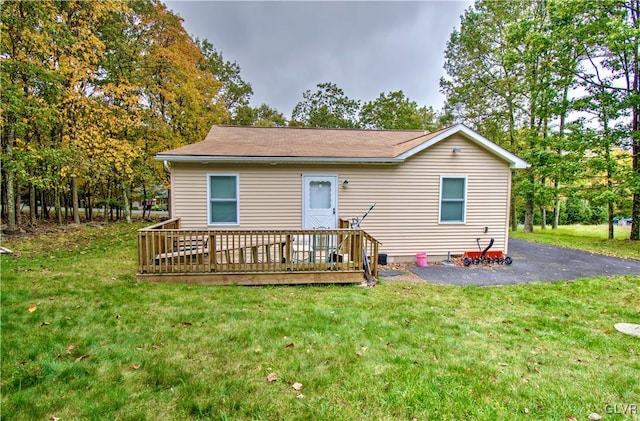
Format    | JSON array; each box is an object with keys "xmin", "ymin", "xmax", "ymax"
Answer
[
  {"xmin": 155, "ymin": 154, "xmax": 403, "ymax": 165},
  {"xmin": 395, "ymin": 124, "xmax": 530, "ymax": 169}
]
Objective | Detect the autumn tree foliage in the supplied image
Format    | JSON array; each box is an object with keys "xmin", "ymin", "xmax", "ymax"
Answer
[{"xmin": 0, "ymin": 0, "xmax": 230, "ymax": 229}]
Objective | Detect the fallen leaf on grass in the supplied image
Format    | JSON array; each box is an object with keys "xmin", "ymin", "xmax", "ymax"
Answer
[
  {"xmin": 498, "ymin": 362, "xmax": 509, "ymax": 366},
  {"xmin": 66, "ymin": 344, "xmax": 77, "ymax": 355},
  {"xmin": 588, "ymin": 413, "xmax": 602, "ymax": 421},
  {"xmin": 50, "ymin": 417, "xmax": 60, "ymax": 421},
  {"xmin": 40, "ymin": 321, "xmax": 50, "ymax": 327},
  {"xmin": 180, "ymin": 321, "xmax": 192, "ymax": 326},
  {"xmin": 296, "ymin": 394, "xmax": 304, "ymax": 399},
  {"xmin": 28, "ymin": 303, "xmax": 37, "ymax": 313},
  {"xmin": 74, "ymin": 354, "xmax": 90, "ymax": 362},
  {"xmin": 129, "ymin": 364, "xmax": 140, "ymax": 370},
  {"xmin": 284, "ymin": 342, "xmax": 294, "ymax": 349},
  {"xmin": 292, "ymin": 382, "xmax": 303, "ymax": 391},
  {"xmin": 266, "ymin": 373, "xmax": 278, "ymax": 382}
]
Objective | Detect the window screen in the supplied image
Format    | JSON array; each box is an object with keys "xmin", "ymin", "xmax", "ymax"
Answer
[
  {"xmin": 209, "ymin": 175, "xmax": 238, "ymax": 224},
  {"xmin": 440, "ymin": 177, "xmax": 466, "ymax": 223},
  {"xmin": 309, "ymin": 181, "xmax": 332, "ymax": 209}
]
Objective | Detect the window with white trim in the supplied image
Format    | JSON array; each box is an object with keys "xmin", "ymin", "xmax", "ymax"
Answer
[
  {"xmin": 439, "ymin": 176, "xmax": 466, "ymax": 223},
  {"xmin": 207, "ymin": 174, "xmax": 239, "ymax": 225}
]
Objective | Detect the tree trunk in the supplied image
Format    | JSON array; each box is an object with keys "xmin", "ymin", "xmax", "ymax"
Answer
[
  {"xmin": 631, "ymin": 74, "xmax": 640, "ymax": 240},
  {"xmin": 511, "ymin": 197, "xmax": 517, "ymax": 231},
  {"xmin": 122, "ymin": 182, "xmax": 131, "ymax": 223},
  {"xmin": 55, "ymin": 188, "xmax": 63, "ymax": 225},
  {"xmin": 524, "ymin": 168, "xmax": 535, "ymax": 233},
  {"xmin": 628, "ymin": 0, "xmax": 639, "ymax": 240},
  {"xmin": 87, "ymin": 192, "xmax": 92, "ymax": 222},
  {"xmin": 608, "ymin": 202, "xmax": 615, "ymax": 240},
  {"xmin": 3, "ymin": 123, "xmax": 17, "ymax": 233},
  {"xmin": 540, "ymin": 207, "xmax": 546, "ymax": 230},
  {"xmin": 553, "ymin": 186, "xmax": 560, "ymax": 229},
  {"xmin": 71, "ymin": 176, "xmax": 80, "ymax": 224},
  {"xmin": 29, "ymin": 183, "xmax": 36, "ymax": 224},
  {"xmin": 40, "ymin": 190, "xmax": 46, "ymax": 220},
  {"xmin": 14, "ymin": 178, "xmax": 21, "ymax": 228},
  {"xmin": 524, "ymin": 201, "xmax": 534, "ymax": 233}
]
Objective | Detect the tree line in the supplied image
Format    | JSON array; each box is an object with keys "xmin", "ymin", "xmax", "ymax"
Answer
[
  {"xmin": 1, "ymin": 0, "xmax": 638, "ymax": 241},
  {"xmin": 441, "ymin": 0, "xmax": 638, "ymax": 240},
  {"xmin": 0, "ymin": 0, "xmax": 448, "ymax": 233}
]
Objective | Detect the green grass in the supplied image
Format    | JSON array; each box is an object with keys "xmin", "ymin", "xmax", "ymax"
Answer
[
  {"xmin": 511, "ymin": 224, "xmax": 640, "ymax": 260},
  {"xmin": 1, "ymin": 223, "xmax": 639, "ymax": 420}
]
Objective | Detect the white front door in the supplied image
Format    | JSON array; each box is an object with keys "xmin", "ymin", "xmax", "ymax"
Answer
[{"xmin": 302, "ymin": 175, "xmax": 337, "ymax": 229}]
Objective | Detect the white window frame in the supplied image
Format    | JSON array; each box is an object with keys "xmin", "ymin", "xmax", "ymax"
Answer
[
  {"xmin": 439, "ymin": 175, "xmax": 467, "ymax": 224},
  {"xmin": 207, "ymin": 173, "xmax": 239, "ymax": 226}
]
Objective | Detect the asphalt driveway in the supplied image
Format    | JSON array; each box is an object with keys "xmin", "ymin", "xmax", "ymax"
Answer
[{"xmin": 408, "ymin": 238, "xmax": 640, "ymax": 286}]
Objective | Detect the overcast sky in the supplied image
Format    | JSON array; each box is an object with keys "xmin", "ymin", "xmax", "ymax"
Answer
[{"xmin": 164, "ymin": 1, "xmax": 471, "ymax": 117}]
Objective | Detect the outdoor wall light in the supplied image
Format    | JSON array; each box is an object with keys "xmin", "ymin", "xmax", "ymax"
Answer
[
  {"xmin": 452, "ymin": 146, "xmax": 462, "ymax": 153},
  {"xmin": 342, "ymin": 179, "xmax": 349, "ymax": 187}
]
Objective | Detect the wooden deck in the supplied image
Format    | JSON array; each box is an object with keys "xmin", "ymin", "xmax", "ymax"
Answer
[{"xmin": 137, "ymin": 218, "xmax": 380, "ymax": 285}]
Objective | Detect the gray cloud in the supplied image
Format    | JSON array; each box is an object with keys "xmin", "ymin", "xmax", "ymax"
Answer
[{"xmin": 164, "ymin": 1, "xmax": 470, "ymax": 117}]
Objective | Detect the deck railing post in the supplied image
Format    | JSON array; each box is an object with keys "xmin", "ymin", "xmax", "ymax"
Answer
[
  {"xmin": 285, "ymin": 234, "xmax": 292, "ymax": 270},
  {"xmin": 372, "ymin": 236, "xmax": 379, "ymax": 278},
  {"xmin": 208, "ymin": 232, "xmax": 218, "ymax": 272}
]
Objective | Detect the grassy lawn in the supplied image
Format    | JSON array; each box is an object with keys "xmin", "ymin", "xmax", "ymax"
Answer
[
  {"xmin": 1, "ymin": 223, "xmax": 639, "ymax": 420},
  {"xmin": 511, "ymin": 224, "xmax": 640, "ymax": 261}
]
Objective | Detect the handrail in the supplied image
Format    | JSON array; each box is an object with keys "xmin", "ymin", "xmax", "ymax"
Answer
[{"xmin": 139, "ymin": 217, "xmax": 181, "ymax": 231}]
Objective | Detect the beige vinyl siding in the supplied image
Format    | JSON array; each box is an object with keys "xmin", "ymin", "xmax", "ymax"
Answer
[{"xmin": 170, "ymin": 134, "xmax": 512, "ymax": 261}]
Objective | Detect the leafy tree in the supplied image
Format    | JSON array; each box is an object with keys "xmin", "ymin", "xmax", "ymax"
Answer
[
  {"xmin": 1, "ymin": 1, "xmax": 60, "ymax": 230},
  {"xmin": 440, "ymin": 0, "xmax": 605, "ymax": 233},
  {"xmin": 196, "ymin": 38, "xmax": 253, "ymax": 123},
  {"xmin": 232, "ymin": 104, "xmax": 287, "ymax": 127},
  {"xmin": 567, "ymin": 0, "xmax": 639, "ymax": 240},
  {"xmin": 1, "ymin": 0, "xmax": 230, "ymax": 227},
  {"xmin": 291, "ymin": 82, "xmax": 361, "ymax": 128},
  {"xmin": 360, "ymin": 91, "xmax": 438, "ymax": 130}
]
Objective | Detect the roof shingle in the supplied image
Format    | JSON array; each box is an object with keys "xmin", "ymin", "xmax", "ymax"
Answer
[{"xmin": 160, "ymin": 125, "xmax": 451, "ymax": 159}]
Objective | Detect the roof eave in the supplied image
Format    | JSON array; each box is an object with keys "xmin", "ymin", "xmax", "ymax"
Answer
[{"xmin": 155, "ymin": 154, "xmax": 404, "ymax": 165}]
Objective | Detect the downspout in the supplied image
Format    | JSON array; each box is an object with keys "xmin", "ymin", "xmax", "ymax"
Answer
[{"xmin": 164, "ymin": 160, "xmax": 172, "ymax": 219}]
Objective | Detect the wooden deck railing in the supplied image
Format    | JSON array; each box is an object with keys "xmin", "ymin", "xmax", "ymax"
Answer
[{"xmin": 137, "ymin": 219, "xmax": 380, "ymax": 282}]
